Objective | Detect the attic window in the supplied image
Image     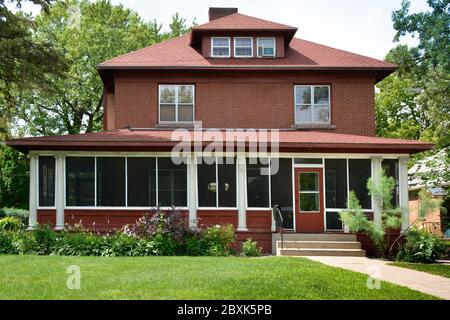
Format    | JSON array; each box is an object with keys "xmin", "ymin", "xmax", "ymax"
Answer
[
  {"xmin": 234, "ymin": 37, "xmax": 253, "ymax": 57},
  {"xmin": 257, "ymin": 38, "xmax": 275, "ymax": 57},
  {"xmin": 211, "ymin": 37, "xmax": 230, "ymax": 58}
]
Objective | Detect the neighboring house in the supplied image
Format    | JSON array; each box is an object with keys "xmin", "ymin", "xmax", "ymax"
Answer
[
  {"xmin": 408, "ymin": 148, "xmax": 449, "ymax": 236},
  {"xmin": 7, "ymin": 8, "xmax": 433, "ymax": 254}
]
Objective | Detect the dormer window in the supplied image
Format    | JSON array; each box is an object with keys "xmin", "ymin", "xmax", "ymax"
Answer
[
  {"xmin": 211, "ymin": 37, "xmax": 230, "ymax": 57},
  {"xmin": 257, "ymin": 37, "xmax": 276, "ymax": 57},
  {"xmin": 234, "ymin": 37, "xmax": 253, "ymax": 57}
]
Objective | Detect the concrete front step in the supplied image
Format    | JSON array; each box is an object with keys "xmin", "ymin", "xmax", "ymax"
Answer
[
  {"xmin": 277, "ymin": 240, "xmax": 361, "ymax": 250},
  {"xmin": 273, "ymin": 233, "xmax": 357, "ymax": 242},
  {"xmin": 280, "ymin": 248, "xmax": 366, "ymax": 257}
]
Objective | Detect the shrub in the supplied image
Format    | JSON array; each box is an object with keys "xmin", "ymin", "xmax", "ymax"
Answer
[
  {"xmin": 202, "ymin": 224, "xmax": 235, "ymax": 256},
  {"xmin": 0, "ymin": 216, "xmax": 23, "ymax": 232},
  {"xmin": 0, "ymin": 208, "xmax": 28, "ymax": 227},
  {"xmin": 397, "ymin": 229, "xmax": 446, "ymax": 263},
  {"xmin": 0, "ymin": 232, "xmax": 16, "ymax": 254},
  {"xmin": 12, "ymin": 232, "xmax": 39, "ymax": 255},
  {"xmin": 185, "ymin": 235, "xmax": 206, "ymax": 256},
  {"xmin": 241, "ymin": 239, "xmax": 262, "ymax": 257}
]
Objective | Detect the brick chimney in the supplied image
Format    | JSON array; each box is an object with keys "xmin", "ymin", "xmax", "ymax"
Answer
[{"xmin": 208, "ymin": 7, "xmax": 238, "ymax": 21}]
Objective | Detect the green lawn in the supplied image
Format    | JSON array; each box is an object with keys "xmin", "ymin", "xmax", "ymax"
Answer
[
  {"xmin": 390, "ymin": 262, "xmax": 450, "ymax": 279},
  {"xmin": 0, "ymin": 255, "xmax": 437, "ymax": 300}
]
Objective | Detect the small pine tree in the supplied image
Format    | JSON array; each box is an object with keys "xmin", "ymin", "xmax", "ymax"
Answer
[{"xmin": 339, "ymin": 170, "xmax": 401, "ymax": 256}]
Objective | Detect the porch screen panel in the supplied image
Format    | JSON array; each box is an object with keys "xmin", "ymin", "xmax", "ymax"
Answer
[
  {"xmin": 218, "ymin": 159, "xmax": 236, "ymax": 208},
  {"xmin": 382, "ymin": 159, "xmax": 399, "ymax": 207},
  {"xmin": 348, "ymin": 159, "xmax": 372, "ymax": 209},
  {"xmin": 96, "ymin": 157, "xmax": 125, "ymax": 207},
  {"xmin": 39, "ymin": 156, "xmax": 55, "ymax": 207},
  {"xmin": 157, "ymin": 158, "xmax": 187, "ymax": 207},
  {"xmin": 270, "ymin": 158, "xmax": 293, "ymax": 229},
  {"xmin": 127, "ymin": 157, "xmax": 156, "ymax": 207},
  {"xmin": 326, "ymin": 212, "xmax": 343, "ymax": 230},
  {"xmin": 246, "ymin": 159, "xmax": 270, "ymax": 208},
  {"xmin": 325, "ymin": 159, "xmax": 347, "ymax": 209},
  {"xmin": 66, "ymin": 157, "xmax": 95, "ymax": 206},
  {"xmin": 197, "ymin": 160, "xmax": 217, "ymax": 207}
]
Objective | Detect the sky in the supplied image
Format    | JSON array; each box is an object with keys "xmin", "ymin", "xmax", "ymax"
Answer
[{"xmin": 12, "ymin": 0, "xmax": 431, "ymax": 60}]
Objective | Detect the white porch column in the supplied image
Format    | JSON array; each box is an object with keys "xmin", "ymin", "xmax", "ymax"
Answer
[
  {"xmin": 371, "ymin": 156, "xmax": 383, "ymax": 227},
  {"xmin": 237, "ymin": 155, "xmax": 248, "ymax": 231},
  {"xmin": 399, "ymin": 157, "xmax": 410, "ymax": 231},
  {"xmin": 54, "ymin": 155, "xmax": 65, "ymax": 230},
  {"xmin": 27, "ymin": 154, "xmax": 38, "ymax": 230},
  {"xmin": 188, "ymin": 156, "xmax": 197, "ymax": 228}
]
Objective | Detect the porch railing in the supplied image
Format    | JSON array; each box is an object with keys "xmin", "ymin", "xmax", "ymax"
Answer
[
  {"xmin": 420, "ymin": 222, "xmax": 443, "ymax": 236},
  {"xmin": 272, "ymin": 205, "xmax": 284, "ymax": 250}
]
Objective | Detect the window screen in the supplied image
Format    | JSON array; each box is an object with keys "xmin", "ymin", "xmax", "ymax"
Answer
[
  {"xmin": 348, "ymin": 159, "xmax": 372, "ymax": 209},
  {"xmin": 66, "ymin": 157, "xmax": 95, "ymax": 206},
  {"xmin": 96, "ymin": 157, "xmax": 125, "ymax": 207},
  {"xmin": 39, "ymin": 156, "xmax": 55, "ymax": 207},
  {"xmin": 127, "ymin": 157, "xmax": 156, "ymax": 207}
]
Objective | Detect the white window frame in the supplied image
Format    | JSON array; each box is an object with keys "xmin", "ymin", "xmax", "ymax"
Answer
[
  {"xmin": 158, "ymin": 84, "xmax": 195, "ymax": 123},
  {"xmin": 294, "ymin": 85, "xmax": 331, "ymax": 124},
  {"xmin": 196, "ymin": 157, "xmax": 238, "ymax": 210},
  {"xmin": 257, "ymin": 37, "xmax": 276, "ymax": 58},
  {"xmin": 234, "ymin": 37, "xmax": 253, "ymax": 58},
  {"xmin": 211, "ymin": 37, "xmax": 231, "ymax": 58}
]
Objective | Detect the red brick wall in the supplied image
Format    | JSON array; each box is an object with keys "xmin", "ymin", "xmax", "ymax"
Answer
[{"xmin": 112, "ymin": 71, "xmax": 376, "ymax": 136}]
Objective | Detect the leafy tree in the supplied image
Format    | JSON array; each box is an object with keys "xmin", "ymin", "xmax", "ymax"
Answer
[
  {"xmin": 0, "ymin": 0, "xmax": 66, "ymax": 139},
  {"xmin": 376, "ymin": 1, "xmax": 450, "ymax": 149},
  {"xmin": 17, "ymin": 0, "xmax": 193, "ymax": 135},
  {"xmin": 0, "ymin": 146, "xmax": 29, "ymax": 209}
]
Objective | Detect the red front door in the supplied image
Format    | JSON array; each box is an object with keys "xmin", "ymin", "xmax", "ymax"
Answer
[{"xmin": 295, "ymin": 167, "xmax": 324, "ymax": 233}]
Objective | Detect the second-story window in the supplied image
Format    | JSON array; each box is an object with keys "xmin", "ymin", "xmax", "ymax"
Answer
[
  {"xmin": 234, "ymin": 37, "xmax": 253, "ymax": 57},
  {"xmin": 159, "ymin": 85, "xmax": 194, "ymax": 123},
  {"xmin": 257, "ymin": 38, "xmax": 276, "ymax": 57},
  {"xmin": 295, "ymin": 85, "xmax": 330, "ymax": 124},
  {"xmin": 211, "ymin": 37, "xmax": 230, "ymax": 57}
]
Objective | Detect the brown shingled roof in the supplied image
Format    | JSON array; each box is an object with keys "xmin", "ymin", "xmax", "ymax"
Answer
[
  {"xmin": 98, "ymin": 35, "xmax": 396, "ymax": 70},
  {"xmin": 6, "ymin": 129, "xmax": 433, "ymax": 154},
  {"xmin": 192, "ymin": 12, "xmax": 297, "ymax": 31}
]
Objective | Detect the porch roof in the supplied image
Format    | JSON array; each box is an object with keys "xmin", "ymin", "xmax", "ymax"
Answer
[{"xmin": 6, "ymin": 128, "xmax": 433, "ymax": 154}]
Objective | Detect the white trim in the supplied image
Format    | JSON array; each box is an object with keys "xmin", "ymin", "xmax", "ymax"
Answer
[
  {"xmin": 399, "ymin": 157, "xmax": 409, "ymax": 231},
  {"xmin": 234, "ymin": 37, "xmax": 253, "ymax": 58},
  {"xmin": 256, "ymin": 37, "xmax": 276, "ymax": 58},
  {"xmin": 294, "ymin": 85, "xmax": 331, "ymax": 125},
  {"xmin": 125, "ymin": 157, "xmax": 128, "ymax": 207},
  {"xmin": 64, "ymin": 206, "xmax": 189, "ymax": 211},
  {"xmin": 28, "ymin": 155, "xmax": 38, "ymax": 230},
  {"xmin": 55, "ymin": 155, "xmax": 65, "ymax": 230},
  {"xmin": 30, "ymin": 150, "xmax": 409, "ymax": 159},
  {"xmin": 158, "ymin": 84, "xmax": 195, "ymax": 124},
  {"xmin": 211, "ymin": 37, "xmax": 231, "ymax": 58}
]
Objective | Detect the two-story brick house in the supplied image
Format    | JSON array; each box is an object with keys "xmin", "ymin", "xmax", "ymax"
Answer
[{"xmin": 7, "ymin": 8, "xmax": 432, "ymax": 254}]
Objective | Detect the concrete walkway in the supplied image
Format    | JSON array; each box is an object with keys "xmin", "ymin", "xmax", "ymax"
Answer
[{"xmin": 307, "ymin": 256, "xmax": 450, "ymax": 300}]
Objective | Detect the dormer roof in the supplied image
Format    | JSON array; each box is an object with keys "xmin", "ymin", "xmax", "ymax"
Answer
[{"xmin": 190, "ymin": 13, "xmax": 298, "ymax": 46}]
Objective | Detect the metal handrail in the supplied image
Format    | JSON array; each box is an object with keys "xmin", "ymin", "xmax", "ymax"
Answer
[{"xmin": 272, "ymin": 205, "xmax": 284, "ymax": 250}]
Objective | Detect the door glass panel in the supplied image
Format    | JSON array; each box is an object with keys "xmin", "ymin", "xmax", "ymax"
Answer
[
  {"xmin": 298, "ymin": 172, "xmax": 320, "ymax": 212},
  {"xmin": 299, "ymin": 193, "xmax": 319, "ymax": 212},
  {"xmin": 299, "ymin": 172, "xmax": 318, "ymax": 191}
]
